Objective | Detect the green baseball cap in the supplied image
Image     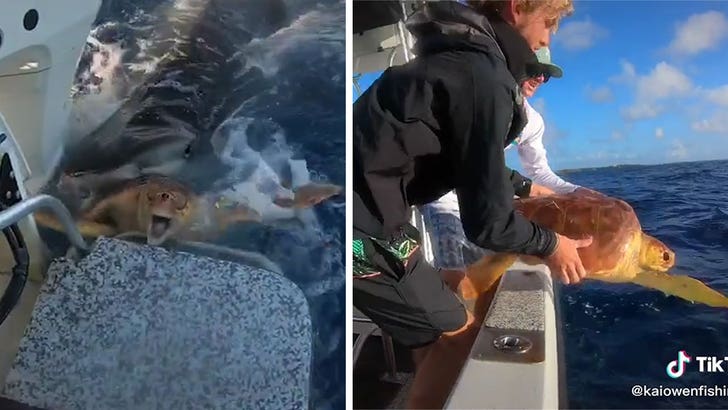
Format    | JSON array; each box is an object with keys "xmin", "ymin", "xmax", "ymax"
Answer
[{"xmin": 534, "ymin": 47, "xmax": 563, "ymax": 78}]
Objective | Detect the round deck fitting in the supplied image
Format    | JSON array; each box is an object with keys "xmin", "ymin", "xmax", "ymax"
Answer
[{"xmin": 493, "ymin": 335, "xmax": 533, "ymax": 354}]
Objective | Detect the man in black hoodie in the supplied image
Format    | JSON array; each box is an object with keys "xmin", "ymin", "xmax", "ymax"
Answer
[{"xmin": 353, "ymin": 1, "xmax": 586, "ymax": 404}]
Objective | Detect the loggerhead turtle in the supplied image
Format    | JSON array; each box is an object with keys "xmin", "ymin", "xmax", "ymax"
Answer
[
  {"xmin": 463, "ymin": 188, "xmax": 728, "ymax": 309},
  {"xmin": 43, "ymin": 170, "xmax": 342, "ymax": 243}
]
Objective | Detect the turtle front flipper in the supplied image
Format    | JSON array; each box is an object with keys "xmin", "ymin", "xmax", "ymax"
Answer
[
  {"xmin": 463, "ymin": 253, "xmax": 518, "ymax": 312},
  {"xmin": 292, "ymin": 182, "xmax": 343, "ymax": 208},
  {"xmin": 272, "ymin": 196, "xmax": 296, "ymax": 208},
  {"xmin": 34, "ymin": 212, "xmax": 119, "ymax": 239},
  {"xmin": 630, "ymin": 271, "xmax": 728, "ymax": 308}
]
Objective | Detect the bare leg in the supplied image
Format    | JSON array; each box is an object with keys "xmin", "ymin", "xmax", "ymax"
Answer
[
  {"xmin": 411, "ymin": 269, "xmax": 465, "ymax": 370},
  {"xmin": 405, "ymin": 282, "xmax": 499, "ymax": 409},
  {"xmin": 411, "ymin": 346, "xmax": 431, "ymax": 368},
  {"xmin": 405, "ymin": 311, "xmax": 477, "ymax": 410},
  {"xmin": 440, "ymin": 269, "xmax": 465, "ymax": 293}
]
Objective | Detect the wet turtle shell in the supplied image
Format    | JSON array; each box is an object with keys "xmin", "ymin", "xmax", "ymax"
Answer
[
  {"xmin": 513, "ymin": 188, "xmax": 662, "ymax": 280},
  {"xmin": 464, "ymin": 189, "xmax": 728, "ymax": 309}
]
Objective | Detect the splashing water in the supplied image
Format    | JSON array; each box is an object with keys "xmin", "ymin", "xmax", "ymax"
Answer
[{"xmin": 51, "ymin": 1, "xmax": 345, "ymax": 409}]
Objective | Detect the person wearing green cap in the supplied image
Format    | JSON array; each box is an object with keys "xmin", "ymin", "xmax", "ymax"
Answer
[
  {"xmin": 534, "ymin": 46, "xmax": 564, "ymax": 77},
  {"xmin": 421, "ymin": 46, "xmax": 582, "ymax": 291},
  {"xmin": 508, "ymin": 46, "xmax": 578, "ymax": 194}
]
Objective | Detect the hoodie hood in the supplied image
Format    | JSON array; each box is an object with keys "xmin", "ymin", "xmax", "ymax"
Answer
[
  {"xmin": 489, "ymin": 15, "xmax": 539, "ymax": 84},
  {"xmin": 406, "ymin": 1, "xmax": 537, "ymax": 84}
]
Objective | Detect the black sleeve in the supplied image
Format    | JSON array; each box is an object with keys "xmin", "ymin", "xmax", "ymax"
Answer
[
  {"xmin": 455, "ymin": 81, "xmax": 557, "ymax": 257},
  {"xmin": 508, "ymin": 168, "xmax": 532, "ymax": 197}
]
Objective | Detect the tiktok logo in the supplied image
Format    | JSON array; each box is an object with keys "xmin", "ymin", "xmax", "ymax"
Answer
[{"xmin": 666, "ymin": 350, "xmax": 692, "ymax": 378}]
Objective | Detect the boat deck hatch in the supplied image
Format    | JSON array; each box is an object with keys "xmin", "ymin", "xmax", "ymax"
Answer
[{"xmin": 1, "ymin": 237, "xmax": 312, "ymax": 410}]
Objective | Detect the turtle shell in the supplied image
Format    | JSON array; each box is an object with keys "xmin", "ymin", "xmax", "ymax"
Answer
[{"xmin": 514, "ymin": 189, "xmax": 642, "ymax": 276}]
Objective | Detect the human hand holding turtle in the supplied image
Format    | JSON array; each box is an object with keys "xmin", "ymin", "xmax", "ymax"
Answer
[
  {"xmin": 544, "ymin": 233, "xmax": 593, "ymax": 285},
  {"xmin": 528, "ymin": 183, "xmax": 555, "ymax": 197}
]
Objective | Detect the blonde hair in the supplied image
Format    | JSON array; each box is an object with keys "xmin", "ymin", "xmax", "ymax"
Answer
[{"xmin": 467, "ymin": 0, "xmax": 574, "ymax": 32}]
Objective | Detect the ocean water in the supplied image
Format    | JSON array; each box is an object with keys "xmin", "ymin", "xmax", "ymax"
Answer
[
  {"xmin": 558, "ymin": 159, "xmax": 728, "ymax": 409},
  {"xmin": 50, "ymin": 1, "xmax": 345, "ymax": 409}
]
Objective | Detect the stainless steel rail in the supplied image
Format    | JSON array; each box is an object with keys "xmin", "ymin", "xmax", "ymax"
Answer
[{"xmin": 0, "ymin": 194, "xmax": 89, "ymax": 251}]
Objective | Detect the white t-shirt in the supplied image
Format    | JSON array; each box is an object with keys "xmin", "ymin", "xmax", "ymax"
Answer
[
  {"xmin": 425, "ymin": 98, "xmax": 578, "ymax": 215},
  {"xmin": 505, "ymin": 98, "xmax": 579, "ymax": 194}
]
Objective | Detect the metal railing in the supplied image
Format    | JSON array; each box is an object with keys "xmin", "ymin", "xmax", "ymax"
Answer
[
  {"xmin": 352, "ymin": 0, "xmax": 419, "ymax": 93},
  {"xmin": 0, "ymin": 194, "xmax": 89, "ymax": 252}
]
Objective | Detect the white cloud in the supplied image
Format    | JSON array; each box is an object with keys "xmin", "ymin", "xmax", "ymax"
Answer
[
  {"xmin": 554, "ymin": 19, "xmax": 609, "ymax": 51},
  {"xmin": 620, "ymin": 61, "xmax": 692, "ymax": 121},
  {"xmin": 703, "ymin": 84, "xmax": 728, "ymax": 106},
  {"xmin": 655, "ymin": 127, "xmax": 664, "ymax": 139},
  {"xmin": 635, "ymin": 62, "xmax": 692, "ymax": 100},
  {"xmin": 585, "ymin": 85, "xmax": 613, "ymax": 103},
  {"xmin": 609, "ymin": 60, "xmax": 637, "ymax": 84},
  {"xmin": 586, "ymin": 151, "xmax": 628, "ymax": 161},
  {"xmin": 669, "ymin": 139, "xmax": 688, "ymax": 160},
  {"xmin": 619, "ymin": 60, "xmax": 636, "ymax": 79},
  {"xmin": 668, "ymin": 11, "xmax": 728, "ymax": 56},
  {"xmin": 612, "ymin": 130, "xmax": 624, "ymax": 140},
  {"xmin": 687, "ymin": 84, "xmax": 728, "ymax": 135},
  {"xmin": 621, "ymin": 104, "xmax": 663, "ymax": 121},
  {"xmin": 692, "ymin": 114, "xmax": 728, "ymax": 134}
]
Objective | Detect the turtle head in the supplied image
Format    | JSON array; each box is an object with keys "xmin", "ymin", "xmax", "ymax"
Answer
[
  {"xmin": 639, "ymin": 233, "xmax": 675, "ymax": 272},
  {"xmin": 144, "ymin": 185, "xmax": 191, "ymax": 246}
]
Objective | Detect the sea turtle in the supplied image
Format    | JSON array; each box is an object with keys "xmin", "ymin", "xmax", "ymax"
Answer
[
  {"xmin": 463, "ymin": 188, "xmax": 728, "ymax": 309},
  {"xmin": 39, "ymin": 171, "xmax": 342, "ymax": 245}
]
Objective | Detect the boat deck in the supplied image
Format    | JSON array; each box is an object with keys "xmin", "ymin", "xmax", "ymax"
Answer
[
  {"xmin": 353, "ymin": 262, "xmax": 564, "ymax": 409},
  {"xmin": 353, "ymin": 331, "xmax": 414, "ymax": 409},
  {"xmin": 1, "ymin": 237, "xmax": 312, "ymax": 410}
]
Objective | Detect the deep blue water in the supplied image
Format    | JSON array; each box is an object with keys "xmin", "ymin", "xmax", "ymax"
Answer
[
  {"xmin": 558, "ymin": 160, "xmax": 728, "ymax": 409},
  {"xmin": 55, "ymin": 1, "xmax": 345, "ymax": 409}
]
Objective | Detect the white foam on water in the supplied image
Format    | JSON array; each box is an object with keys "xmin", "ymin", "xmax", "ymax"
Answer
[
  {"xmin": 172, "ymin": 0, "xmax": 209, "ymax": 13},
  {"xmin": 210, "ymin": 113, "xmax": 344, "ymax": 309},
  {"xmin": 60, "ymin": 10, "xmax": 345, "ymax": 393},
  {"xmin": 66, "ymin": 25, "xmax": 169, "ymax": 144},
  {"xmin": 288, "ymin": 159, "xmax": 311, "ymax": 187},
  {"xmin": 68, "ymin": 39, "xmax": 129, "ymax": 143},
  {"xmin": 210, "ymin": 115, "xmax": 324, "ymax": 225},
  {"xmin": 67, "ymin": 3, "xmax": 199, "ymax": 146},
  {"xmin": 242, "ymin": 6, "xmax": 344, "ymax": 77}
]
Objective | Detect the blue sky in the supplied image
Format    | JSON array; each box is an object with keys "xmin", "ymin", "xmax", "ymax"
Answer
[{"xmin": 353, "ymin": 1, "xmax": 728, "ymax": 171}]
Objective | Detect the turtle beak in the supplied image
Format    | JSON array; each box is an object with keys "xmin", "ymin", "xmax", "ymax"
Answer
[{"xmin": 147, "ymin": 214, "xmax": 172, "ymax": 245}]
